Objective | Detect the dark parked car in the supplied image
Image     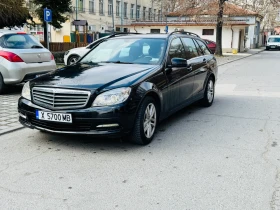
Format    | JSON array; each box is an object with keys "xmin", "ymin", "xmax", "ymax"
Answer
[
  {"xmin": 203, "ymin": 39, "xmax": 216, "ymax": 54},
  {"xmin": 19, "ymin": 32, "xmax": 218, "ymax": 145}
]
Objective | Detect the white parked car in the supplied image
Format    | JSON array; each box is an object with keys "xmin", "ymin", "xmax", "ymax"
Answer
[
  {"xmin": 63, "ymin": 33, "xmax": 140, "ymax": 65},
  {"xmin": 266, "ymin": 35, "xmax": 280, "ymax": 50},
  {"xmin": 63, "ymin": 35, "xmax": 110, "ymax": 65},
  {"xmin": 0, "ymin": 30, "xmax": 56, "ymax": 94}
]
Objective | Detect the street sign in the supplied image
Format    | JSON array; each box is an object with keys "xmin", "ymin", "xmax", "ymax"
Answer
[
  {"xmin": 165, "ymin": 25, "xmax": 168, "ymax": 33},
  {"xmin": 44, "ymin": 8, "xmax": 52, "ymax": 22}
]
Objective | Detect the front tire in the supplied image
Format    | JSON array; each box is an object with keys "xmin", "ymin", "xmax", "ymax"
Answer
[
  {"xmin": 67, "ymin": 55, "xmax": 80, "ymax": 65},
  {"xmin": 200, "ymin": 77, "xmax": 215, "ymax": 107},
  {"xmin": 129, "ymin": 97, "xmax": 158, "ymax": 145}
]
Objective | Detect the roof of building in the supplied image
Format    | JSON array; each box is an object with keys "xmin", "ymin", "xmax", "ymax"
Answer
[{"xmin": 168, "ymin": 2, "xmax": 260, "ymax": 17}]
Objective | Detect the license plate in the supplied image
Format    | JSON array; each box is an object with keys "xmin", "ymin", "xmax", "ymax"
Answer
[
  {"xmin": 271, "ymin": 46, "xmax": 276, "ymax": 48},
  {"xmin": 36, "ymin": 110, "xmax": 72, "ymax": 123}
]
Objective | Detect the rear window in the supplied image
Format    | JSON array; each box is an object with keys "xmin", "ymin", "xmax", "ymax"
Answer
[
  {"xmin": 0, "ymin": 34, "xmax": 43, "ymax": 49},
  {"xmin": 268, "ymin": 37, "xmax": 280, "ymax": 42}
]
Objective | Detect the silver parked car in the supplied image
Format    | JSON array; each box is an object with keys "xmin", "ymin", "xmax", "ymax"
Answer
[{"xmin": 0, "ymin": 30, "xmax": 56, "ymax": 93}]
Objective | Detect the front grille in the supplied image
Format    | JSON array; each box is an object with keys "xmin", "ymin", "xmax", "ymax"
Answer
[
  {"xmin": 32, "ymin": 87, "xmax": 90, "ymax": 110},
  {"xmin": 29, "ymin": 116, "xmax": 92, "ymax": 132}
]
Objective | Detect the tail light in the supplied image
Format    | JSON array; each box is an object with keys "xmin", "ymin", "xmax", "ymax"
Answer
[
  {"xmin": 51, "ymin": 53, "xmax": 54, "ymax": 60},
  {"xmin": 0, "ymin": 51, "xmax": 24, "ymax": 62}
]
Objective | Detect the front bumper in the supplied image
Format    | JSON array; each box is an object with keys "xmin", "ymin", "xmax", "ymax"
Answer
[
  {"xmin": 18, "ymin": 97, "xmax": 136, "ymax": 137},
  {"xmin": 266, "ymin": 45, "xmax": 280, "ymax": 50}
]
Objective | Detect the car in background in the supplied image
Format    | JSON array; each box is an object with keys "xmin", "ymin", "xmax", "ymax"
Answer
[
  {"xmin": 0, "ymin": 30, "xmax": 56, "ymax": 94},
  {"xmin": 64, "ymin": 33, "xmax": 139, "ymax": 65},
  {"xmin": 203, "ymin": 39, "xmax": 216, "ymax": 54},
  {"xmin": 19, "ymin": 31, "xmax": 218, "ymax": 145},
  {"xmin": 266, "ymin": 35, "xmax": 280, "ymax": 50}
]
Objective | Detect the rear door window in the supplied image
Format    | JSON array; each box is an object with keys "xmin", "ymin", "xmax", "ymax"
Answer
[
  {"xmin": 195, "ymin": 39, "xmax": 212, "ymax": 55},
  {"xmin": 181, "ymin": 37, "xmax": 199, "ymax": 60},
  {"xmin": 0, "ymin": 34, "xmax": 43, "ymax": 49}
]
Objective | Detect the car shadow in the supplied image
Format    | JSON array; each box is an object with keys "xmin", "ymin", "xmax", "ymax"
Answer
[
  {"xmin": 4, "ymin": 84, "xmax": 23, "ymax": 95},
  {"xmin": 34, "ymin": 101, "xmax": 205, "ymax": 152}
]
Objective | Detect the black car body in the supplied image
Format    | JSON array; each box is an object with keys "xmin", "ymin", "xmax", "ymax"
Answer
[{"xmin": 18, "ymin": 32, "xmax": 218, "ymax": 145}]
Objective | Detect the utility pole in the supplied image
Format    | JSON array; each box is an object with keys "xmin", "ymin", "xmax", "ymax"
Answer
[
  {"xmin": 112, "ymin": 0, "xmax": 115, "ymax": 32},
  {"xmin": 121, "ymin": 0, "xmax": 124, "ymax": 32},
  {"xmin": 76, "ymin": 0, "xmax": 78, "ymax": 20}
]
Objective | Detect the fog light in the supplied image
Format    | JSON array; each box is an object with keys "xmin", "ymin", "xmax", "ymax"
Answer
[
  {"xmin": 19, "ymin": 113, "xmax": 27, "ymax": 119},
  {"xmin": 96, "ymin": 123, "xmax": 119, "ymax": 128}
]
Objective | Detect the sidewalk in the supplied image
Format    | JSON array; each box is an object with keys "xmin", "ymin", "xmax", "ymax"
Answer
[
  {"xmin": 0, "ymin": 93, "xmax": 22, "ymax": 135},
  {"xmin": 0, "ymin": 47, "xmax": 266, "ymax": 135},
  {"xmin": 215, "ymin": 47, "xmax": 265, "ymax": 66}
]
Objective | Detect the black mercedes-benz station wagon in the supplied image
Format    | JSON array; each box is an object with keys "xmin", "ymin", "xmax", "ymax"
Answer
[{"xmin": 18, "ymin": 31, "xmax": 218, "ymax": 145}]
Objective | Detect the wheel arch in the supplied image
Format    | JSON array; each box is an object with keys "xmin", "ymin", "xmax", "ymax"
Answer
[
  {"xmin": 134, "ymin": 82, "xmax": 163, "ymax": 120},
  {"xmin": 67, "ymin": 54, "xmax": 80, "ymax": 64}
]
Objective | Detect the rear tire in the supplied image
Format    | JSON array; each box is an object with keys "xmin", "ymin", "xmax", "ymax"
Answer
[
  {"xmin": 200, "ymin": 76, "xmax": 215, "ymax": 107},
  {"xmin": 0, "ymin": 73, "xmax": 6, "ymax": 94},
  {"xmin": 129, "ymin": 96, "xmax": 158, "ymax": 145}
]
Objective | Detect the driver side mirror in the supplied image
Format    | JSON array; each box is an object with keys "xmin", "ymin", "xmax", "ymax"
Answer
[{"xmin": 170, "ymin": 57, "xmax": 188, "ymax": 68}]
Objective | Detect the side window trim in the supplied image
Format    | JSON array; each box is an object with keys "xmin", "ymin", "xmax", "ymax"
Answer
[
  {"xmin": 193, "ymin": 39, "xmax": 205, "ymax": 56},
  {"xmin": 196, "ymin": 39, "xmax": 212, "ymax": 55}
]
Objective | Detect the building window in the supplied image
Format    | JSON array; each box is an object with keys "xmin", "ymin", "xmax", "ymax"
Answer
[
  {"xmin": 79, "ymin": 0, "xmax": 84, "ymax": 12},
  {"xmin": 124, "ymin": 3, "xmax": 127, "ymax": 18},
  {"xmin": 150, "ymin": 29, "xmax": 160, "ymax": 33},
  {"xmin": 136, "ymin": 5, "xmax": 140, "ymax": 19},
  {"xmin": 108, "ymin": 0, "xmax": 113, "ymax": 15},
  {"xmin": 130, "ymin": 4, "xmax": 134, "ymax": 19},
  {"xmin": 116, "ymin": 1, "xmax": 120, "ymax": 16},
  {"xmin": 148, "ymin": 8, "xmax": 152, "ymax": 20},
  {"xmin": 202, "ymin": 29, "xmax": 214, "ymax": 35},
  {"xmin": 158, "ymin": 10, "xmax": 161, "ymax": 21},
  {"xmin": 154, "ymin": 9, "xmax": 156, "ymax": 21},
  {"xmin": 143, "ymin": 7, "xmax": 146, "ymax": 20},
  {"xmin": 99, "ymin": 0, "xmax": 103, "ymax": 14},
  {"xmin": 89, "ymin": 0, "xmax": 94, "ymax": 13}
]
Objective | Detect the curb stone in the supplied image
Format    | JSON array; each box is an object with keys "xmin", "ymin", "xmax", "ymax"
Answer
[{"xmin": 217, "ymin": 48, "xmax": 265, "ymax": 66}]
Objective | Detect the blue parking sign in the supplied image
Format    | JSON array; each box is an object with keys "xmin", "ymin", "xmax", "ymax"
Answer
[
  {"xmin": 165, "ymin": 25, "xmax": 168, "ymax": 33},
  {"xmin": 44, "ymin": 8, "xmax": 52, "ymax": 22}
]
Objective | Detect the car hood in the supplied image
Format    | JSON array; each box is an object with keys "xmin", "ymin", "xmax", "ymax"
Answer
[{"xmin": 31, "ymin": 63, "xmax": 158, "ymax": 91}]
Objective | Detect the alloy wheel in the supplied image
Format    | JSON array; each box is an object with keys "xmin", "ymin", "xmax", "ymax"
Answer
[
  {"xmin": 143, "ymin": 103, "xmax": 157, "ymax": 138},
  {"xmin": 207, "ymin": 80, "xmax": 214, "ymax": 103}
]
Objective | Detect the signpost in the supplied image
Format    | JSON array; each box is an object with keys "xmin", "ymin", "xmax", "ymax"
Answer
[{"xmin": 44, "ymin": 8, "xmax": 52, "ymax": 50}]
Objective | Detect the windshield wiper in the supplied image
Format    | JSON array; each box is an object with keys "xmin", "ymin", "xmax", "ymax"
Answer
[
  {"xmin": 101, "ymin": 61, "xmax": 134, "ymax": 64},
  {"xmin": 31, "ymin": 45, "xmax": 43, "ymax": 48},
  {"xmin": 80, "ymin": 61, "xmax": 99, "ymax": 65}
]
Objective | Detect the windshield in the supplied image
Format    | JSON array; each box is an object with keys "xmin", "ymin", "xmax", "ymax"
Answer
[
  {"xmin": 268, "ymin": 37, "xmax": 280, "ymax": 42},
  {"xmin": 80, "ymin": 38, "xmax": 166, "ymax": 65},
  {"xmin": 0, "ymin": 34, "xmax": 44, "ymax": 49}
]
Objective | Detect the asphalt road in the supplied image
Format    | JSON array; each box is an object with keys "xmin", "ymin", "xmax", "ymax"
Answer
[{"xmin": 0, "ymin": 51, "xmax": 280, "ymax": 210}]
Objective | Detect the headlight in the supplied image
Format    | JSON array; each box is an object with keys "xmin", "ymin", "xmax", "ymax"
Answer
[
  {"xmin": 21, "ymin": 81, "xmax": 31, "ymax": 100},
  {"xmin": 92, "ymin": 87, "xmax": 131, "ymax": 106}
]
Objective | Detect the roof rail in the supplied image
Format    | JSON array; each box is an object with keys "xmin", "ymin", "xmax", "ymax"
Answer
[{"xmin": 169, "ymin": 31, "xmax": 200, "ymax": 38}]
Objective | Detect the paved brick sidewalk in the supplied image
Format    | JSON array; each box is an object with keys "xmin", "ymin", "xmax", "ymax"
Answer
[{"xmin": 0, "ymin": 89, "xmax": 22, "ymax": 135}]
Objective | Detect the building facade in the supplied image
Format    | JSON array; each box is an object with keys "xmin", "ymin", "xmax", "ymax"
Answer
[{"xmin": 118, "ymin": 2, "xmax": 263, "ymax": 53}]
